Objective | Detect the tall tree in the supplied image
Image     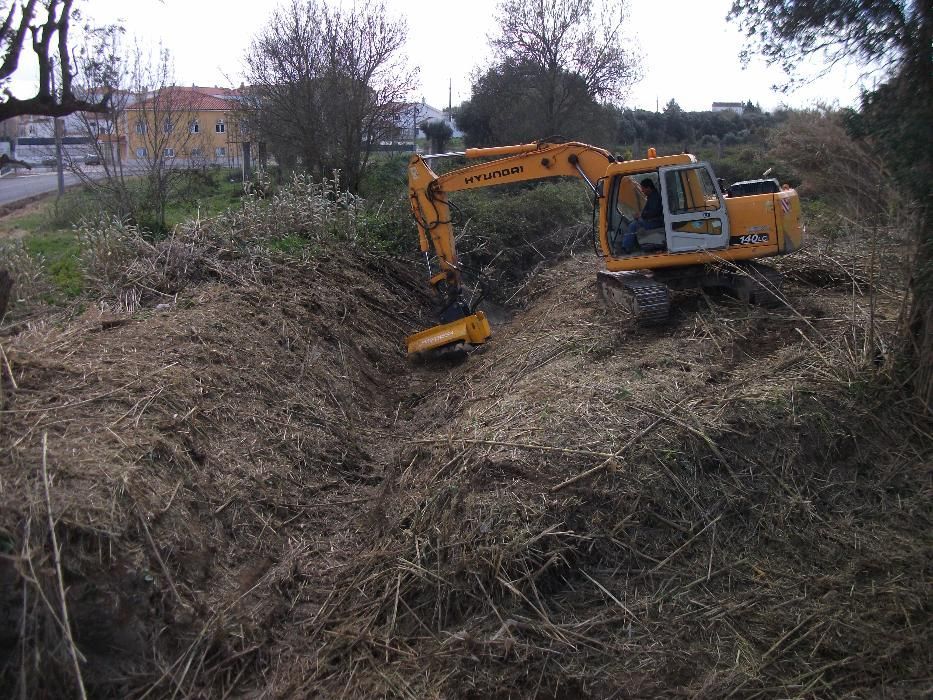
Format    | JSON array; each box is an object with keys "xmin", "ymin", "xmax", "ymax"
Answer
[
  {"xmin": 68, "ymin": 36, "xmax": 204, "ymax": 234},
  {"xmin": 124, "ymin": 85, "xmax": 207, "ymax": 232},
  {"xmin": 68, "ymin": 26, "xmax": 135, "ymax": 217},
  {"xmin": 457, "ymin": 58, "xmax": 616, "ymax": 146},
  {"xmin": 243, "ymin": 0, "xmax": 416, "ymax": 192},
  {"xmin": 728, "ymin": 0, "xmax": 932, "ymax": 405},
  {"xmin": 487, "ymin": 0, "xmax": 638, "ymax": 138},
  {"xmin": 420, "ymin": 118, "xmax": 452, "ymax": 154}
]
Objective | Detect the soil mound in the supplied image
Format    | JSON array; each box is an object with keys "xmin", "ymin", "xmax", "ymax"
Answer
[{"xmin": 1, "ymin": 236, "xmax": 929, "ymax": 698}]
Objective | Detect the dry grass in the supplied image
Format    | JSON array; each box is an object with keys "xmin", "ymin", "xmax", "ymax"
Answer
[
  {"xmin": 0, "ymin": 239, "xmax": 54, "ymax": 317},
  {"xmin": 0, "ymin": 220, "xmax": 929, "ymax": 698},
  {"xmin": 285, "ymin": 247, "xmax": 928, "ymax": 698}
]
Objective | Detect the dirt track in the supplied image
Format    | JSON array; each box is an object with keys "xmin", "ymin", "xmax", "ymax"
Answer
[{"xmin": 0, "ymin": 235, "xmax": 930, "ymax": 697}]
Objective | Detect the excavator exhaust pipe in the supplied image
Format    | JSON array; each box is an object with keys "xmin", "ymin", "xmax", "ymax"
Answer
[{"xmin": 406, "ymin": 311, "xmax": 492, "ymax": 358}]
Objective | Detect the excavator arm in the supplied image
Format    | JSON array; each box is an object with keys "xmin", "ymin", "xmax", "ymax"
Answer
[{"xmin": 407, "ymin": 140, "xmax": 615, "ymax": 356}]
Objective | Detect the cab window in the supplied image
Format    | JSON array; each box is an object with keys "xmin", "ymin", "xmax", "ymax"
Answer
[
  {"xmin": 663, "ymin": 167, "xmax": 720, "ymax": 214},
  {"xmin": 611, "ymin": 174, "xmax": 660, "ymax": 225}
]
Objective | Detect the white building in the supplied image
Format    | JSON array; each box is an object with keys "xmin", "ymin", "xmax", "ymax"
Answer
[
  {"xmin": 711, "ymin": 102, "xmax": 745, "ymax": 115},
  {"xmin": 395, "ymin": 99, "xmax": 463, "ymax": 140}
]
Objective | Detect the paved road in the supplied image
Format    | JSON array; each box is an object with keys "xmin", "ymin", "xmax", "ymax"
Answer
[{"xmin": 0, "ymin": 169, "xmax": 86, "ymax": 206}]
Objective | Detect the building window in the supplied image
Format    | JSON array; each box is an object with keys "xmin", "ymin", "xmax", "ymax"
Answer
[
  {"xmin": 190, "ymin": 120, "xmax": 199, "ymax": 134},
  {"xmin": 135, "ymin": 121, "xmax": 147, "ymax": 134},
  {"xmin": 164, "ymin": 148, "xmax": 175, "ymax": 158},
  {"xmin": 135, "ymin": 147, "xmax": 147, "ymax": 158},
  {"xmin": 215, "ymin": 146, "xmax": 226, "ymax": 158},
  {"xmin": 215, "ymin": 120, "xmax": 225, "ymax": 134},
  {"xmin": 163, "ymin": 119, "xmax": 174, "ymax": 133},
  {"xmin": 191, "ymin": 148, "xmax": 202, "ymax": 157}
]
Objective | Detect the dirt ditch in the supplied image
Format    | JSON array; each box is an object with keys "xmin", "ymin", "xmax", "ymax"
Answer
[{"xmin": 0, "ymin": 236, "xmax": 930, "ymax": 698}]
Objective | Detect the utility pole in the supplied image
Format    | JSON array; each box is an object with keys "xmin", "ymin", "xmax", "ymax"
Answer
[
  {"xmin": 51, "ymin": 59, "xmax": 65, "ymax": 195},
  {"xmin": 55, "ymin": 118, "xmax": 64, "ymax": 194},
  {"xmin": 242, "ymin": 141, "xmax": 251, "ymax": 181}
]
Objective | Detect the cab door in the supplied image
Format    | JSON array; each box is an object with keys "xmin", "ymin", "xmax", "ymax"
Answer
[{"xmin": 659, "ymin": 164, "xmax": 730, "ymax": 253}]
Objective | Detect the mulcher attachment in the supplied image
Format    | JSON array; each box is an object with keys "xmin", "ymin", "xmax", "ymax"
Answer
[{"xmin": 406, "ymin": 311, "xmax": 492, "ymax": 358}]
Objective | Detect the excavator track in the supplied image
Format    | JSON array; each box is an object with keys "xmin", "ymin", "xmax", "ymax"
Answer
[{"xmin": 597, "ymin": 271, "xmax": 671, "ymax": 325}]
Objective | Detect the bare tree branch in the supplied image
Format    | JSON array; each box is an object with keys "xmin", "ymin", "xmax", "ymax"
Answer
[
  {"xmin": 242, "ymin": 0, "xmax": 416, "ymax": 191},
  {"xmin": 0, "ymin": 0, "xmax": 38, "ymax": 82},
  {"xmin": 0, "ymin": 0, "xmax": 109, "ymax": 122}
]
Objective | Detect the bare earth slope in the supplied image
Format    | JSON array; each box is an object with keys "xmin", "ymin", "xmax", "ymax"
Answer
[{"xmin": 1, "ymin": 239, "xmax": 930, "ymax": 698}]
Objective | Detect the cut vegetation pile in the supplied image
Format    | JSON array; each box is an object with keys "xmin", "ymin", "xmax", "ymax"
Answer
[{"xmin": 0, "ymin": 201, "xmax": 929, "ymax": 698}]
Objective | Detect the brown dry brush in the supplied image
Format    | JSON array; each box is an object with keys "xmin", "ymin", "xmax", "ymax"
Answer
[
  {"xmin": 0, "ymin": 184, "xmax": 930, "ymax": 698},
  {"xmin": 251, "ymin": 254, "xmax": 929, "ymax": 697},
  {"xmin": 0, "ymin": 253, "xmax": 425, "ymax": 698},
  {"xmin": 769, "ymin": 107, "xmax": 931, "ymax": 409},
  {"xmin": 0, "ymin": 180, "xmax": 430, "ymax": 697},
  {"xmin": 285, "ymin": 310, "xmax": 931, "ymax": 695}
]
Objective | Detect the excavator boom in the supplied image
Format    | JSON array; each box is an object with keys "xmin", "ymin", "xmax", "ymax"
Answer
[{"xmin": 407, "ymin": 140, "xmax": 616, "ymax": 357}]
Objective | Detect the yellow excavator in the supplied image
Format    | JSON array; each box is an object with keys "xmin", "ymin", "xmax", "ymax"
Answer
[{"xmin": 406, "ymin": 140, "xmax": 803, "ymax": 357}]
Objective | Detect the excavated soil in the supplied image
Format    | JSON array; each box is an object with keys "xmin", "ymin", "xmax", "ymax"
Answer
[{"xmin": 0, "ymin": 233, "xmax": 930, "ymax": 698}]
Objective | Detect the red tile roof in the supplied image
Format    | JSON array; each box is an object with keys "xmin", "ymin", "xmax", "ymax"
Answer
[{"xmin": 127, "ymin": 86, "xmax": 242, "ymax": 112}]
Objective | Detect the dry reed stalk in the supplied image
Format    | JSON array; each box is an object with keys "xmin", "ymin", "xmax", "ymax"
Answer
[
  {"xmin": 549, "ymin": 414, "xmax": 665, "ymax": 493},
  {"xmin": 413, "ymin": 436, "xmax": 618, "ymax": 459},
  {"xmin": 40, "ymin": 432, "xmax": 88, "ymax": 700},
  {"xmin": 0, "ymin": 340, "xmax": 16, "ymax": 390}
]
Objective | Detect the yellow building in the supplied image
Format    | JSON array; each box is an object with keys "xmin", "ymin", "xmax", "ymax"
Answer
[{"xmin": 124, "ymin": 86, "xmax": 243, "ymax": 167}]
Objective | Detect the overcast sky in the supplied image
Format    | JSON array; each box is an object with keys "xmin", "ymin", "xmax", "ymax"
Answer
[{"xmin": 10, "ymin": 0, "xmax": 870, "ymax": 113}]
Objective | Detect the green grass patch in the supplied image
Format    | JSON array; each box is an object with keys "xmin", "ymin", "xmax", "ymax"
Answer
[
  {"xmin": 358, "ymin": 154, "xmax": 410, "ymax": 199},
  {"xmin": 0, "ymin": 188, "xmax": 102, "ymax": 236},
  {"xmin": 2, "ymin": 208, "xmax": 47, "ymax": 234},
  {"xmin": 265, "ymin": 234, "xmax": 315, "ymax": 255},
  {"xmin": 165, "ymin": 171, "xmax": 246, "ymax": 228},
  {"xmin": 23, "ymin": 230, "xmax": 83, "ymax": 297}
]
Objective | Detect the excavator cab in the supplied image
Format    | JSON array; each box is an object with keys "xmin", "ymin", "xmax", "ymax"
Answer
[{"xmin": 604, "ymin": 163, "xmax": 730, "ymax": 259}]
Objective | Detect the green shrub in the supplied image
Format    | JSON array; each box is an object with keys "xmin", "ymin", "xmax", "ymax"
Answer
[
  {"xmin": 709, "ymin": 145, "xmax": 772, "ymax": 184},
  {"xmin": 357, "ymin": 195, "xmax": 416, "ymax": 253},
  {"xmin": 265, "ymin": 234, "xmax": 317, "ymax": 256},
  {"xmin": 164, "ymin": 170, "xmax": 246, "ymax": 228},
  {"xmin": 34, "ymin": 189, "xmax": 105, "ymax": 232},
  {"xmin": 800, "ymin": 198, "xmax": 855, "ymax": 242},
  {"xmin": 449, "ymin": 180, "xmax": 593, "ymax": 300},
  {"xmin": 358, "ymin": 154, "xmax": 410, "ymax": 199}
]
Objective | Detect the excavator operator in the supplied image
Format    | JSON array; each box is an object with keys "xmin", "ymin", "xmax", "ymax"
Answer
[{"xmin": 621, "ymin": 178, "xmax": 663, "ymax": 254}]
